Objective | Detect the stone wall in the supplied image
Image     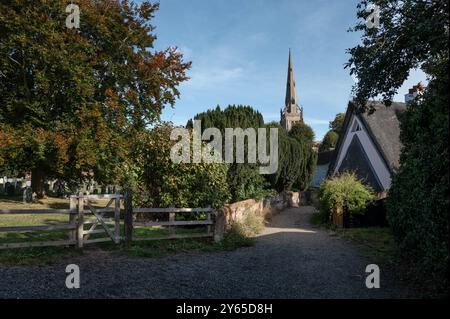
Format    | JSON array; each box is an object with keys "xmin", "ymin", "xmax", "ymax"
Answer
[{"xmin": 218, "ymin": 191, "xmax": 301, "ymax": 226}]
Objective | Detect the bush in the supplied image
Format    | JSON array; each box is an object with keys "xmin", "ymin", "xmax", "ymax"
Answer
[
  {"xmin": 386, "ymin": 65, "xmax": 449, "ymax": 294},
  {"xmin": 229, "ymin": 212, "xmax": 265, "ymax": 237},
  {"xmin": 121, "ymin": 124, "xmax": 231, "ymax": 209},
  {"xmin": 318, "ymin": 172, "xmax": 375, "ymax": 223},
  {"xmin": 227, "ymin": 164, "xmax": 272, "ymax": 202}
]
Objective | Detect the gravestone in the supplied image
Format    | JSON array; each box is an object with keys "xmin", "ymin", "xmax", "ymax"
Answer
[
  {"xmin": 5, "ymin": 182, "xmax": 15, "ymax": 196},
  {"xmin": 53, "ymin": 179, "xmax": 66, "ymax": 197},
  {"xmin": 23, "ymin": 186, "xmax": 33, "ymax": 203}
]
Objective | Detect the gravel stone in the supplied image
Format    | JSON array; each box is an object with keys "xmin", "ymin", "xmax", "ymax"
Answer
[{"xmin": 0, "ymin": 206, "xmax": 416, "ymax": 298}]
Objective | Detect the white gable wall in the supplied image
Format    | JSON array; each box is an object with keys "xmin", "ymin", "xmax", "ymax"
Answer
[{"xmin": 332, "ymin": 115, "xmax": 392, "ymax": 191}]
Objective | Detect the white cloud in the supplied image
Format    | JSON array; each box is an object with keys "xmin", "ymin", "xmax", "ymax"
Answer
[
  {"xmin": 185, "ymin": 66, "xmax": 244, "ymax": 89},
  {"xmin": 304, "ymin": 117, "xmax": 329, "ymax": 125}
]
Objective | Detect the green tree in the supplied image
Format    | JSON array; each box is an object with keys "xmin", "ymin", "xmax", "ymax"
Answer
[
  {"xmin": 188, "ymin": 105, "xmax": 268, "ymax": 202},
  {"xmin": 319, "ymin": 131, "xmax": 338, "ymax": 152},
  {"xmin": 329, "ymin": 113, "xmax": 345, "ymax": 133},
  {"xmin": 289, "ymin": 122, "xmax": 315, "ymax": 144},
  {"xmin": 0, "ymin": 0, "xmax": 191, "ymax": 197},
  {"xmin": 347, "ymin": 0, "xmax": 449, "ymax": 293},
  {"xmin": 264, "ymin": 122, "xmax": 315, "ymax": 192},
  {"xmin": 346, "ymin": 0, "xmax": 448, "ymax": 108},
  {"xmin": 187, "ymin": 104, "xmax": 264, "ymax": 131},
  {"xmin": 320, "ymin": 113, "xmax": 345, "ymax": 152}
]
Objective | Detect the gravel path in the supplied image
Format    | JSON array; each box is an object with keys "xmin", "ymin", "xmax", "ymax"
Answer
[{"xmin": 0, "ymin": 206, "xmax": 415, "ymax": 298}]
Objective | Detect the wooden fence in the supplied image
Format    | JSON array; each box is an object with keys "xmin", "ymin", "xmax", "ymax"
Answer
[
  {"xmin": 0, "ymin": 207, "xmax": 76, "ymax": 249},
  {"xmin": 122, "ymin": 189, "xmax": 224, "ymax": 246},
  {"xmin": 0, "ymin": 190, "xmax": 225, "ymax": 250}
]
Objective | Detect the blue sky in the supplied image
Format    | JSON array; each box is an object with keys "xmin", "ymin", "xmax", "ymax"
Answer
[{"xmin": 150, "ymin": 0, "xmax": 427, "ymax": 140}]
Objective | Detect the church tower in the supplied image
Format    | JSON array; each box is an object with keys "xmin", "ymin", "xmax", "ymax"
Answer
[{"xmin": 281, "ymin": 49, "xmax": 303, "ymax": 131}]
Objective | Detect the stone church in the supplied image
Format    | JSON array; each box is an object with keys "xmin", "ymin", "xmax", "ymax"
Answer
[{"xmin": 280, "ymin": 49, "xmax": 304, "ymax": 131}]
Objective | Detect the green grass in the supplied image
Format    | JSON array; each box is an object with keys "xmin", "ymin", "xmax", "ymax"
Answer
[
  {"xmin": 119, "ymin": 230, "xmax": 255, "ymax": 258},
  {"xmin": 333, "ymin": 226, "xmax": 448, "ymax": 298},
  {"xmin": 310, "ymin": 211, "xmax": 398, "ymax": 265},
  {"xmin": 334, "ymin": 227, "xmax": 398, "ymax": 265},
  {"xmin": 0, "ymin": 246, "xmax": 84, "ymax": 266},
  {"xmin": 310, "ymin": 211, "xmax": 446, "ymax": 298}
]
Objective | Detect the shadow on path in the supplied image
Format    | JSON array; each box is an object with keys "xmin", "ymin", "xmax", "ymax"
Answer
[{"xmin": 0, "ymin": 206, "xmax": 416, "ymax": 298}]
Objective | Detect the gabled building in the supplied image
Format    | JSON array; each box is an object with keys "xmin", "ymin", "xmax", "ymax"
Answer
[
  {"xmin": 280, "ymin": 49, "xmax": 303, "ymax": 131},
  {"xmin": 327, "ymin": 100, "xmax": 407, "ymax": 195},
  {"xmin": 310, "ymin": 150, "xmax": 334, "ymax": 188}
]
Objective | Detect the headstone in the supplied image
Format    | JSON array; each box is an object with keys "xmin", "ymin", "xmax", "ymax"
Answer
[
  {"xmin": 23, "ymin": 186, "xmax": 33, "ymax": 203},
  {"xmin": 5, "ymin": 182, "xmax": 14, "ymax": 196},
  {"xmin": 53, "ymin": 179, "xmax": 66, "ymax": 197}
]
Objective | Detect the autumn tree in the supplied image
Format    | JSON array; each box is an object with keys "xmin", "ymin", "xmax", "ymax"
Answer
[{"xmin": 0, "ymin": 0, "xmax": 190, "ymax": 197}]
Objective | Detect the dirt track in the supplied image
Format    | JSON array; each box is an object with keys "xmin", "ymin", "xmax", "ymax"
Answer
[{"xmin": 0, "ymin": 206, "xmax": 415, "ymax": 298}]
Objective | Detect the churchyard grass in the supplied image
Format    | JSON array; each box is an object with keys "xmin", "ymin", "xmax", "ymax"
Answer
[{"xmin": 0, "ymin": 196, "xmax": 254, "ymax": 265}]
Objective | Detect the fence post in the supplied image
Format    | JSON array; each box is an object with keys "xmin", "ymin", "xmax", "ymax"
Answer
[
  {"xmin": 169, "ymin": 206, "xmax": 175, "ymax": 236},
  {"xmin": 213, "ymin": 209, "xmax": 226, "ymax": 242},
  {"xmin": 124, "ymin": 188, "xmax": 133, "ymax": 246},
  {"xmin": 69, "ymin": 195, "xmax": 77, "ymax": 242},
  {"xmin": 206, "ymin": 205, "xmax": 212, "ymax": 236},
  {"xmin": 76, "ymin": 192, "xmax": 84, "ymax": 248},
  {"xmin": 114, "ymin": 195, "xmax": 121, "ymax": 244}
]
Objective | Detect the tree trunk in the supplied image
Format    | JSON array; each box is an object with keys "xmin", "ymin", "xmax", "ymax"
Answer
[{"xmin": 31, "ymin": 168, "xmax": 45, "ymax": 198}]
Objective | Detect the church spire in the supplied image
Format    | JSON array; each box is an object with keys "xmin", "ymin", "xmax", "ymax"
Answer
[
  {"xmin": 281, "ymin": 49, "xmax": 303, "ymax": 131},
  {"xmin": 285, "ymin": 48, "xmax": 297, "ymax": 113}
]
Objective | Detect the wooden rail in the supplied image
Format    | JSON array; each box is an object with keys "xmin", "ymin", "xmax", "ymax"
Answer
[
  {"xmin": 0, "ymin": 207, "xmax": 77, "ymax": 250},
  {"xmin": 124, "ymin": 191, "xmax": 224, "ymax": 244},
  {"xmin": 0, "ymin": 209, "xmax": 72, "ymax": 214},
  {"xmin": 0, "ymin": 193, "xmax": 122, "ymax": 250},
  {"xmin": 133, "ymin": 207, "xmax": 214, "ymax": 213},
  {"xmin": 0, "ymin": 190, "xmax": 226, "ymax": 250}
]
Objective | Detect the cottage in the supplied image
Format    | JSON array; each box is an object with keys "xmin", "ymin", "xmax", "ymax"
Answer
[{"xmin": 327, "ymin": 100, "xmax": 407, "ymax": 196}]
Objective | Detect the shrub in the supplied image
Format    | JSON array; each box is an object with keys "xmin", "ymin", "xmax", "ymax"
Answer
[
  {"xmin": 386, "ymin": 65, "xmax": 449, "ymax": 293},
  {"xmin": 121, "ymin": 124, "xmax": 231, "ymax": 209},
  {"xmin": 227, "ymin": 163, "xmax": 272, "ymax": 202},
  {"xmin": 229, "ymin": 212, "xmax": 265, "ymax": 237},
  {"xmin": 318, "ymin": 172, "xmax": 375, "ymax": 223}
]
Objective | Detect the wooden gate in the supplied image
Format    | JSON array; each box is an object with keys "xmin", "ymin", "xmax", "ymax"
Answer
[{"xmin": 70, "ymin": 194, "xmax": 122, "ymax": 248}]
